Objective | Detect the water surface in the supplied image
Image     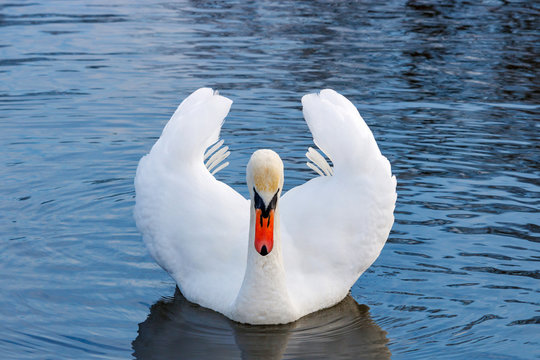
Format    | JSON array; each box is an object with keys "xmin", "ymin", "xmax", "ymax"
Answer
[
  {"xmin": 0, "ymin": 0, "xmax": 538, "ymax": 359},
  {"xmin": 133, "ymin": 289, "xmax": 390, "ymax": 359}
]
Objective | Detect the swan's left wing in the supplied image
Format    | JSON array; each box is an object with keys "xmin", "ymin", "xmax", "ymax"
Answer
[
  {"xmin": 280, "ymin": 90, "xmax": 397, "ymax": 316},
  {"xmin": 134, "ymin": 88, "xmax": 249, "ymax": 311}
]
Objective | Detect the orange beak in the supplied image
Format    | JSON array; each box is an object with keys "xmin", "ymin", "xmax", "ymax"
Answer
[{"xmin": 255, "ymin": 208, "xmax": 274, "ymax": 256}]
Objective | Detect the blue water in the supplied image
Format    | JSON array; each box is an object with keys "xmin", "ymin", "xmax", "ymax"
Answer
[{"xmin": 1, "ymin": 1, "xmax": 538, "ymax": 359}]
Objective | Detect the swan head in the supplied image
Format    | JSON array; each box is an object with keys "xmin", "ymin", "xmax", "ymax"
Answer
[{"xmin": 246, "ymin": 149, "xmax": 284, "ymax": 257}]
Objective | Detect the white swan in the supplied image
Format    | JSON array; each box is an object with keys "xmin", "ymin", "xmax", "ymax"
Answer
[{"xmin": 134, "ymin": 88, "xmax": 396, "ymax": 325}]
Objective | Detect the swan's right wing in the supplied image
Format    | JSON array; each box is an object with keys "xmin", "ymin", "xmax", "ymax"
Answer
[
  {"xmin": 280, "ymin": 90, "xmax": 397, "ymax": 316},
  {"xmin": 134, "ymin": 88, "xmax": 249, "ymax": 312}
]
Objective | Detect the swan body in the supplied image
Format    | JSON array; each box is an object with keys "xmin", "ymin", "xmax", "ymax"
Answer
[{"xmin": 134, "ymin": 88, "xmax": 396, "ymax": 324}]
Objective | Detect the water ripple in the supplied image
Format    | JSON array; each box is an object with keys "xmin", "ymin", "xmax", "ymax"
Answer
[
  {"xmin": 0, "ymin": 0, "xmax": 538, "ymax": 358},
  {"xmin": 133, "ymin": 289, "xmax": 391, "ymax": 360}
]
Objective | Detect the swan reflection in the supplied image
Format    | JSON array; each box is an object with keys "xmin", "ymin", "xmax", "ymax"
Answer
[{"xmin": 133, "ymin": 288, "xmax": 390, "ymax": 359}]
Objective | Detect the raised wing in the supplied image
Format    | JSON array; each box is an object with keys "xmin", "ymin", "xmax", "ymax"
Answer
[
  {"xmin": 280, "ymin": 90, "xmax": 397, "ymax": 316},
  {"xmin": 134, "ymin": 88, "xmax": 249, "ymax": 312}
]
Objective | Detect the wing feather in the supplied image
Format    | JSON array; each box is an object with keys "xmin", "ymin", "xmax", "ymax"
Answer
[
  {"xmin": 205, "ymin": 145, "xmax": 230, "ymax": 172},
  {"xmin": 281, "ymin": 90, "xmax": 396, "ymax": 316},
  {"xmin": 134, "ymin": 88, "xmax": 249, "ymax": 313},
  {"xmin": 204, "ymin": 139, "xmax": 224, "ymax": 160},
  {"xmin": 306, "ymin": 146, "xmax": 333, "ymax": 176}
]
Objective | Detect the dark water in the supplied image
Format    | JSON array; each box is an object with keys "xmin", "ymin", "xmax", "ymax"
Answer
[
  {"xmin": 1, "ymin": 1, "xmax": 538, "ymax": 359},
  {"xmin": 133, "ymin": 289, "xmax": 390, "ymax": 360}
]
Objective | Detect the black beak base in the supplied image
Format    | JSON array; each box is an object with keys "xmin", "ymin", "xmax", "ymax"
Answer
[{"xmin": 253, "ymin": 188, "xmax": 279, "ymax": 214}]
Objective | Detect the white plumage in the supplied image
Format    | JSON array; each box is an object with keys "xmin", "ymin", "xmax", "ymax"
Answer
[{"xmin": 134, "ymin": 88, "xmax": 396, "ymax": 324}]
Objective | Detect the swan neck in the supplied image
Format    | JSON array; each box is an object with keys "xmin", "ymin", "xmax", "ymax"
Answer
[{"xmin": 232, "ymin": 204, "xmax": 295, "ymax": 324}]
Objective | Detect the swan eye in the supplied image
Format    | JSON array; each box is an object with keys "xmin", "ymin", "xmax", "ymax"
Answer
[
  {"xmin": 268, "ymin": 191, "xmax": 278, "ymax": 212},
  {"xmin": 253, "ymin": 188, "xmax": 265, "ymax": 211},
  {"xmin": 253, "ymin": 188, "xmax": 279, "ymax": 218}
]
